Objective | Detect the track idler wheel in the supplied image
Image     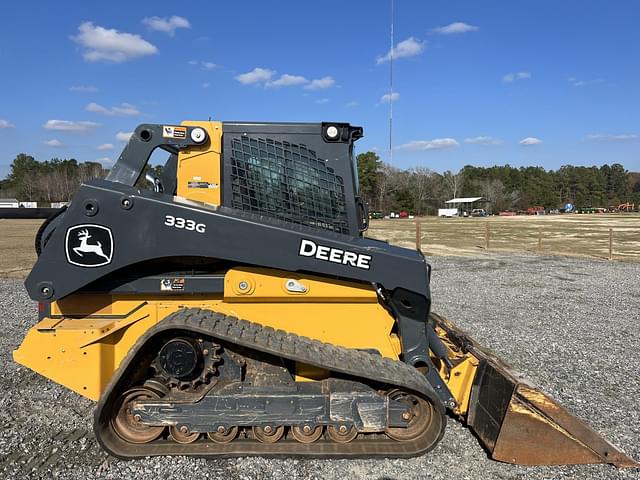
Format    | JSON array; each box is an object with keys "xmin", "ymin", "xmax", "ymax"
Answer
[
  {"xmin": 291, "ymin": 425, "xmax": 323, "ymax": 444},
  {"xmin": 326, "ymin": 425, "xmax": 358, "ymax": 443},
  {"xmin": 170, "ymin": 425, "xmax": 200, "ymax": 444},
  {"xmin": 111, "ymin": 387, "xmax": 165, "ymax": 444},
  {"xmin": 207, "ymin": 426, "xmax": 239, "ymax": 444},
  {"xmin": 385, "ymin": 390, "xmax": 434, "ymax": 442},
  {"xmin": 253, "ymin": 425, "xmax": 285, "ymax": 443}
]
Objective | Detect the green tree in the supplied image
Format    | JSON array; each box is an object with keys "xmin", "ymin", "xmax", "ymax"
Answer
[
  {"xmin": 356, "ymin": 151, "xmax": 381, "ymax": 209},
  {"xmin": 7, "ymin": 153, "xmax": 40, "ymax": 200},
  {"xmin": 2, "ymin": 153, "xmax": 107, "ymax": 203}
]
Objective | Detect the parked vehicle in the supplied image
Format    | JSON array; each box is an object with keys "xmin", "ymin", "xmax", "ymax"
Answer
[
  {"xmin": 470, "ymin": 208, "xmax": 487, "ymax": 217},
  {"xmin": 438, "ymin": 208, "xmax": 458, "ymax": 218},
  {"xmin": 527, "ymin": 206, "xmax": 545, "ymax": 215}
]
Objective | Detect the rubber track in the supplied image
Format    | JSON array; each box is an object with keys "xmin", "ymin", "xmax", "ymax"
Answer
[{"xmin": 95, "ymin": 308, "xmax": 446, "ymax": 458}]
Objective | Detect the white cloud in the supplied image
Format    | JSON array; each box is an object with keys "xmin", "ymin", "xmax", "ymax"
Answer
[
  {"xmin": 520, "ymin": 137, "xmax": 542, "ymax": 146},
  {"xmin": 0, "ymin": 119, "xmax": 15, "ymax": 129},
  {"xmin": 86, "ymin": 102, "xmax": 141, "ymax": 116},
  {"xmin": 396, "ymin": 138, "xmax": 459, "ymax": 151},
  {"xmin": 72, "ymin": 22, "xmax": 158, "ymax": 63},
  {"xmin": 86, "ymin": 103, "xmax": 108, "ymax": 114},
  {"xmin": 305, "ymin": 76, "xmax": 335, "ymax": 90},
  {"xmin": 97, "ymin": 143, "xmax": 114, "ymax": 150},
  {"xmin": 432, "ymin": 22, "xmax": 479, "ymax": 35},
  {"xmin": 112, "ymin": 103, "xmax": 140, "ymax": 115},
  {"xmin": 586, "ymin": 133, "xmax": 638, "ymax": 142},
  {"xmin": 116, "ymin": 131, "xmax": 133, "ymax": 142},
  {"xmin": 202, "ymin": 82, "xmax": 210, "ymax": 88},
  {"xmin": 44, "ymin": 120, "xmax": 101, "ymax": 133},
  {"xmin": 69, "ymin": 85, "xmax": 98, "ymax": 92},
  {"xmin": 464, "ymin": 136, "xmax": 503, "ymax": 145},
  {"xmin": 189, "ymin": 60, "xmax": 218, "ymax": 70},
  {"xmin": 345, "ymin": 101, "xmax": 359, "ymax": 107},
  {"xmin": 315, "ymin": 98, "xmax": 329, "ymax": 104},
  {"xmin": 377, "ymin": 37, "xmax": 425, "ymax": 64},
  {"xmin": 267, "ymin": 74, "xmax": 308, "ymax": 88},
  {"xmin": 236, "ymin": 67, "xmax": 276, "ymax": 85},
  {"xmin": 503, "ymin": 72, "xmax": 531, "ymax": 83},
  {"xmin": 142, "ymin": 16, "xmax": 190, "ymax": 36},
  {"xmin": 235, "ymin": 68, "xmax": 331, "ymax": 90},
  {"xmin": 380, "ymin": 92, "xmax": 400, "ymax": 103},
  {"xmin": 45, "ymin": 139, "xmax": 66, "ymax": 148},
  {"xmin": 568, "ymin": 77, "xmax": 603, "ymax": 87}
]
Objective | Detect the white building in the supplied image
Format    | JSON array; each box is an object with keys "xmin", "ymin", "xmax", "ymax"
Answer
[{"xmin": 0, "ymin": 198, "xmax": 19, "ymax": 208}]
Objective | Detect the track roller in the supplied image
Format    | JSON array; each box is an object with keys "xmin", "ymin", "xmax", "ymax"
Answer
[
  {"xmin": 253, "ymin": 425, "xmax": 285, "ymax": 443},
  {"xmin": 291, "ymin": 425, "xmax": 323, "ymax": 443},
  {"xmin": 170, "ymin": 425, "xmax": 200, "ymax": 444},
  {"xmin": 207, "ymin": 426, "xmax": 239, "ymax": 444},
  {"xmin": 326, "ymin": 425, "xmax": 358, "ymax": 443}
]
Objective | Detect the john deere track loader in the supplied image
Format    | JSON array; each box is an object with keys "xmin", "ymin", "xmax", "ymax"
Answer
[{"xmin": 14, "ymin": 121, "xmax": 638, "ymax": 465}]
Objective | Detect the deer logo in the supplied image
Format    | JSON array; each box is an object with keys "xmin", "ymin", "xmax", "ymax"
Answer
[
  {"xmin": 73, "ymin": 229, "xmax": 109, "ymax": 261},
  {"xmin": 65, "ymin": 224, "xmax": 113, "ymax": 267}
]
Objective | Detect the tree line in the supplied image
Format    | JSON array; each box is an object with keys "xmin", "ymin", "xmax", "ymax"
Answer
[
  {"xmin": 1, "ymin": 151, "xmax": 639, "ymax": 214},
  {"xmin": 0, "ymin": 154, "xmax": 107, "ymax": 203},
  {"xmin": 357, "ymin": 152, "xmax": 640, "ymax": 214}
]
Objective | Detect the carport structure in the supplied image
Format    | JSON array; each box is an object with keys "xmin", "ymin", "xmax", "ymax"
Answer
[{"xmin": 444, "ymin": 197, "xmax": 488, "ymax": 215}]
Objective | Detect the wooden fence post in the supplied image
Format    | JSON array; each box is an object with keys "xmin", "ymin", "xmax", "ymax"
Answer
[
  {"xmin": 538, "ymin": 228, "xmax": 542, "ymax": 252},
  {"xmin": 416, "ymin": 221, "xmax": 422, "ymax": 251},
  {"xmin": 485, "ymin": 222, "xmax": 490, "ymax": 250},
  {"xmin": 609, "ymin": 228, "xmax": 613, "ymax": 260}
]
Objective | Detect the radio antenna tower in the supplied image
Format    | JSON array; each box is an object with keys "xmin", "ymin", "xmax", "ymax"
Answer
[{"xmin": 389, "ymin": 0, "xmax": 394, "ymax": 165}]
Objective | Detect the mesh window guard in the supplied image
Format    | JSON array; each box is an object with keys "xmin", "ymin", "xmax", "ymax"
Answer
[{"xmin": 228, "ymin": 136, "xmax": 349, "ymax": 234}]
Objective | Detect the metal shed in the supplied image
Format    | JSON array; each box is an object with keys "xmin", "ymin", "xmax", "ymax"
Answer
[{"xmin": 444, "ymin": 197, "xmax": 488, "ymax": 216}]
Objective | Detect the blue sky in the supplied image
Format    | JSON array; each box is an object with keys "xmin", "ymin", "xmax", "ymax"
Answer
[{"xmin": 0, "ymin": 0, "xmax": 638, "ymax": 178}]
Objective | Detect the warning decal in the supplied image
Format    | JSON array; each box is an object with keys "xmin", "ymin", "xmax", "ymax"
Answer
[
  {"xmin": 162, "ymin": 126, "xmax": 187, "ymax": 139},
  {"xmin": 188, "ymin": 181, "xmax": 218, "ymax": 189}
]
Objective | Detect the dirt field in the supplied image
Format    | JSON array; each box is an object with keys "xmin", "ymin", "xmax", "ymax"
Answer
[
  {"xmin": 0, "ymin": 219, "xmax": 43, "ymax": 278},
  {"xmin": 368, "ymin": 213, "xmax": 640, "ymax": 261},
  {"xmin": 1, "ymin": 214, "xmax": 639, "ymax": 278}
]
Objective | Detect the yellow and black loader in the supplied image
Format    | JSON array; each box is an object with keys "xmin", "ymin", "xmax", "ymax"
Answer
[{"xmin": 13, "ymin": 121, "xmax": 638, "ymax": 465}]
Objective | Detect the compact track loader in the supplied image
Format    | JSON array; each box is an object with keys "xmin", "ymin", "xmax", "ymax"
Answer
[{"xmin": 14, "ymin": 121, "xmax": 638, "ymax": 465}]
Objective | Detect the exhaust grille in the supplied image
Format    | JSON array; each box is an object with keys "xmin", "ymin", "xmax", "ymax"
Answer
[{"xmin": 228, "ymin": 136, "xmax": 348, "ymax": 234}]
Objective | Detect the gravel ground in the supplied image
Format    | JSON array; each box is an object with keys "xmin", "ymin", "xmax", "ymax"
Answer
[{"xmin": 1, "ymin": 253, "xmax": 638, "ymax": 479}]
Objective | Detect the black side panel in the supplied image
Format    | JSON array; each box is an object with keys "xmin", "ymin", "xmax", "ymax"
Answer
[{"xmin": 25, "ymin": 180, "xmax": 429, "ymax": 303}]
